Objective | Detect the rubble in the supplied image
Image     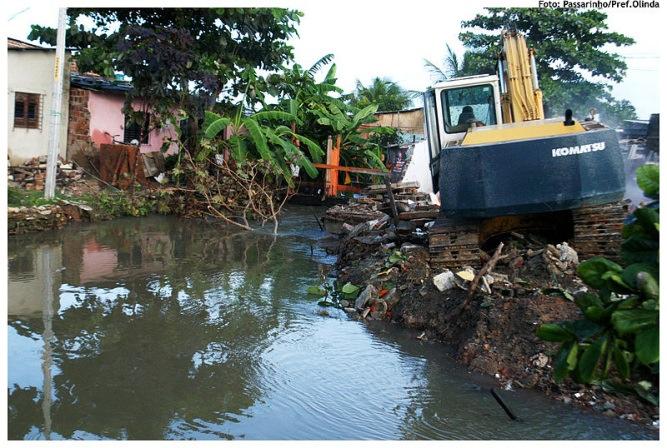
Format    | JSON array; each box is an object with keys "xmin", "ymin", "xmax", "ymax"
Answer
[
  {"xmin": 531, "ymin": 353, "xmax": 549, "ymax": 368},
  {"xmin": 323, "ymin": 204, "xmax": 387, "ymax": 235},
  {"xmin": 355, "ymin": 284, "xmax": 377, "ymax": 311},
  {"xmin": 322, "ymin": 181, "xmax": 439, "ymax": 235},
  {"xmin": 8, "ymin": 202, "xmax": 93, "ymax": 234},
  {"xmin": 8, "ymin": 156, "xmax": 85, "ymax": 191},
  {"xmin": 433, "ymin": 270, "xmax": 456, "ymax": 292},
  {"xmin": 455, "ymin": 268, "xmax": 475, "ymax": 282},
  {"xmin": 324, "ymin": 206, "xmax": 658, "ymax": 427},
  {"xmin": 543, "ymin": 243, "xmax": 579, "ymax": 276}
]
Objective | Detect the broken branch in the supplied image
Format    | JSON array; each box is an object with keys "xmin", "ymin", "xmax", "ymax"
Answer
[{"xmin": 468, "ymin": 242, "xmax": 504, "ymax": 298}]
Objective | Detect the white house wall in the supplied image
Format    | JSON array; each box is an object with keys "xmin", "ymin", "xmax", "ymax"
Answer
[{"xmin": 7, "ymin": 50, "xmax": 70, "ymax": 165}]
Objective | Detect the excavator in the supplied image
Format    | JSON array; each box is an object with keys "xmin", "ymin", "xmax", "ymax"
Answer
[{"xmin": 423, "ymin": 31, "xmax": 626, "ymax": 268}]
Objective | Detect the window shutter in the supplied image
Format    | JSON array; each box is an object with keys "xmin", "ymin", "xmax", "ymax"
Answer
[
  {"xmin": 14, "ymin": 93, "xmax": 27, "ymax": 128},
  {"xmin": 26, "ymin": 94, "xmax": 40, "ymax": 129},
  {"xmin": 13, "ymin": 92, "xmax": 41, "ymax": 129}
]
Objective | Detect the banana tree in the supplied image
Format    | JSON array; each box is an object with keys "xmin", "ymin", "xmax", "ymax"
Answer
[
  {"xmin": 201, "ymin": 108, "xmax": 324, "ymax": 187},
  {"xmin": 311, "ymin": 102, "xmax": 395, "ymax": 170},
  {"xmin": 269, "ymin": 56, "xmax": 344, "ymax": 149},
  {"xmin": 269, "ymin": 55, "xmax": 395, "ymax": 171}
]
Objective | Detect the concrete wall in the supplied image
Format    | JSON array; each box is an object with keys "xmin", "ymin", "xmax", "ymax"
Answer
[
  {"xmin": 372, "ymin": 108, "xmax": 425, "ymax": 135},
  {"xmin": 87, "ymin": 91, "xmax": 178, "ymax": 154},
  {"xmin": 7, "ymin": 50, "xmax": 70, "ymax": 165}
]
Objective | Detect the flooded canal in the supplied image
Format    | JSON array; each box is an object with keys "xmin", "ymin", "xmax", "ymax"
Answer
[{"xmin": 8, "ymin": 208, "xmax": 656, "ymax": 440}]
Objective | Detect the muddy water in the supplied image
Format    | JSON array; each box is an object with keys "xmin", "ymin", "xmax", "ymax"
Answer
[{"xmin": 7, "ymin": 209, "xmax": 655, "ymax": 440}]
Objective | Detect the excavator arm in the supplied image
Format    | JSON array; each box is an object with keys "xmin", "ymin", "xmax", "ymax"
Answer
[{"xmin": 498, "ymin": 31, "xmax": 544, "ymax": 123}]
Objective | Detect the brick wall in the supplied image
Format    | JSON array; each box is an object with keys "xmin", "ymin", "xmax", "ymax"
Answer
[{"xmin": 67, "ymin": 87, "xmax": 92, "ymax": 158}]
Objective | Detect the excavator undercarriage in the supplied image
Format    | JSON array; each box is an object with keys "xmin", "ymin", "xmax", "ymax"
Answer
[{"xmin": 428, "ymin": 201, "xmax": 627, "ymax": 270}]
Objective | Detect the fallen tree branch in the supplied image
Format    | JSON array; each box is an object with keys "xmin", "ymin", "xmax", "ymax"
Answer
[
  {"xmin": 173, "ymin": 152, "xmax": 294, "ymax": 232},
  {"xmin": 449, "ymin": 242, "xmax": 504, "ymax": 319}
]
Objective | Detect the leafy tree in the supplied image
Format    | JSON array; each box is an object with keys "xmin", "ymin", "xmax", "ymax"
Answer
[
  {"xmin": 350, "ymin": 77, "xmax": 415, "ymax": 112},
  {"xmin": 423, "ymin": 44, "xmax": 489, "ymax": 82},
  {"xmin": 202, "ymin": 104, "xmax": 324, "ymax": 185},
  {"xmin": 310, "ymin": 102, "xmax": 393, "ymax": 169},
  {"xmin": 28, "ymin": 8, "xmax": 302, "ymax": 148},
  {"xmin": 537, "ymin": 164, "xmax": 659, "ymax": 404},
  {"xmin": 458, "ymin": 8, "xmax": 637, "ymax": 126},
  {"xmin": 266, "ymin": 54, "xmax": 346, "ymax": 152}
]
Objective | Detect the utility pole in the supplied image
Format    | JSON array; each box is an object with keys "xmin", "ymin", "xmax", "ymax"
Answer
[{"xmin": 44, "ymin": 8, "xmax": 67, "ymax": 199}]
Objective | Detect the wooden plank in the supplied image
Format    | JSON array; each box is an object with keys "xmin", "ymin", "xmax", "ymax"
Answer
[
  {"xmin": 366, "ymin": 181, "xmax": 420, "ymax": 191},
  {"xmin": 313, "ymin": 163, "xmax": 387, "ymax": 176},
  {"xmin": 336, "ymin": 185, "xmax": 361, "ymax": 193},
  {"xmin": 398, "ymin": 210, "xmax": 440, "ymax": 220}
]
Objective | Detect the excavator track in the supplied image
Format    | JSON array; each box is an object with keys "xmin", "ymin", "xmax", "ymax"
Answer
[
  {"xmin": 572, "ymin": 201, "xmax": 627, "ymax": 261},
  {"xmin": 428, "ymin": 217, "xmax": 481, "ymax": 269},
  {"xmin": 427, "ymin": 200, "xmax": 627, "ymax": 270}
]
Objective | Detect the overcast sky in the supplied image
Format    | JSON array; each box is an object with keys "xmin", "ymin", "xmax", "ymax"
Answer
[{"xmin": 6, "ymin": 1, "xmax": 661, "ymax": 119}]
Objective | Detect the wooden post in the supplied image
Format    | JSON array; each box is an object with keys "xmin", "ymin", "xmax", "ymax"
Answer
[
  {"xmin": 384, "ymin": 175, "xmax": 400, "ymax": 227},
  {"xmin": 325, "ymin": 135, "xmax": 341, "ymax": 197},
  {"xmin": 331, "ymin": 135, "xmax": 341, "ymax": 196},
  {"xmin": 325, "ymin": 136, "xmax": 333, "ymax": 196}
]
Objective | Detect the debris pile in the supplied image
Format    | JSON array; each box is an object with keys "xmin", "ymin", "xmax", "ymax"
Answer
[
  {"xmin": 8, "ymin": 156, "xmax": 85, "ymax": 191},
  {"xmin": 336, "ymin": 225, "xmax": 587, "ymax": 328},
  {"xmin": 323, "ymin": 209, "xmax": 658, "ymax": 425},
  {"xmin": 323, "ymin": 181, "xmax": 439, "ymax": 235},
  {"xmin": 323, "ymin": 203, "xmax": 388, "ymax": 235},
  {"xmin": 360, "ymin": 181, "xmax": 434, "ymax": 211}
]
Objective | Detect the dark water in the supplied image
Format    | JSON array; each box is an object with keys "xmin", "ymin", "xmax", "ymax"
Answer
[{"xmin": 7, "ymin": 209, "xmax": 656, "ymax": 440}]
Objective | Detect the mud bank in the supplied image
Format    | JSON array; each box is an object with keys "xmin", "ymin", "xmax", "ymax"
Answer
[{"xmin": 332, "ymin": 221, "xmax": 659, "ymax": 428}]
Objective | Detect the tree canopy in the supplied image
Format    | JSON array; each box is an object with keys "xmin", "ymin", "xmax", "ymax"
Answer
[
  {"xmin": 29, "ymin": 8, "xmax": 302, "ymax": 135},
  {"xmin": 458, "ymin": 8, "xmax": 637, "ymax": 125},
  {"xmin": 423, "ymin": 44, "xmax": 487, "ymax": 82},
  {"xmin": 350, "ymin": 77, "xmax": 414, "ymax": 112}
]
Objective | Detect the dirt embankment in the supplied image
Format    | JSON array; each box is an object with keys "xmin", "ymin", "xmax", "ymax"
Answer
[{"xmin": 333, "ymin": 224, "xmax": 658, "ymax": 428}]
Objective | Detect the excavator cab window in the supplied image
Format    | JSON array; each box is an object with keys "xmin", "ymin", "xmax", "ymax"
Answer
[{"xmin": 441, "ymin": 84, "xmax": 497, "ymax": 134}]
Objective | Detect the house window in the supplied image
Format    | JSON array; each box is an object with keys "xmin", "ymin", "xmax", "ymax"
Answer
[
  {"xmin": 14, "ymin": 92, "xmax": 42, "ymax": 129},
  {"xmin": 123, "ymin": 112, "xmax": 150, "ymax": 144}
]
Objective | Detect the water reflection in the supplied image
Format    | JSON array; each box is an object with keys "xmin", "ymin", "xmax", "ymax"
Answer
[
  {"xmin": 8, "ymin": 215, "xmax": 313, "ymax": 440},
  {"xmin": 8, "ymin": 211, "xmax": 655, "ymax": 440}
]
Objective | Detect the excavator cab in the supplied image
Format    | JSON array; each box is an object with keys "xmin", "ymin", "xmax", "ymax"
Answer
[{"xmin": 424, "ymin": 75, "xmax": 502, "ymax": 193}]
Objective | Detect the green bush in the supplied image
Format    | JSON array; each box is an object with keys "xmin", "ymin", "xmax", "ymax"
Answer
[
  {"xmin": 537, "ymin": 164, "xmax": 659, "ymax": 402},
  {"xmin": 95, "ymin": 189, "xmax": 157, "ymax": 217}
]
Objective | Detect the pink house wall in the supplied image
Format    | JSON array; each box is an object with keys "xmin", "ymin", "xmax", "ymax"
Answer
[
  {"xmin": 80, "ymin": 239, "xmax": 118, "ymax": 284},
  {"xmin": 87, "ymin": 91, "xmax": 178, "ymax": 154}
]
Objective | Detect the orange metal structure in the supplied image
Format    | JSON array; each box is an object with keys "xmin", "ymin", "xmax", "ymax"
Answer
[{"xmin": 313, "ymin": 135, "xmax": 387, "ymax": 197}]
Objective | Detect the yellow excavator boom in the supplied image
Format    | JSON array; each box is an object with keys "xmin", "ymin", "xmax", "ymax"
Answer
[{"xmin": 500, "ymin": 31, "xmax": 544, "ymax": 123}]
